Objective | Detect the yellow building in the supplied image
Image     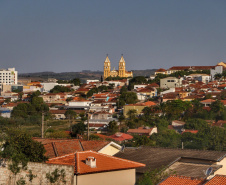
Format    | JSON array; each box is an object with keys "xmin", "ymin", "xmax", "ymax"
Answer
[{"xmin": 103, "ymin": 55, "xmax": 133, "ymax": 79}]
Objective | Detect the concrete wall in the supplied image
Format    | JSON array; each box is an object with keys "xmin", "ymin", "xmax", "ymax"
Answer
[
  {"xmin": 0, "ymin": 161, "xmax": 74, "ymax": 185},
  {"xmin": 210, "ymin": 66, "xmax": 223, "ymax": 80},
  {"xmin": 216, "ymin": 157, "xmax": 226, "ymax": 176},
  {"xmin": 75, "ymin": 169, "xmax": 136, "ymax": 185},
  {"xmin": 160, "ymin": 77, "xmax": 181, "ymax": 88},
  {"xmin": 123, "ymin": 106, "xmax": 145, "ymax": 117}
]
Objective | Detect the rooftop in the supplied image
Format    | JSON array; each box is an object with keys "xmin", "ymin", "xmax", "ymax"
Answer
[
  {"xmin": 114, "ymin": 147, "xmax": 226, "ymax": 174},
  {"xmin": 46, "ymin": 150, "xmax": 145, "ymax": 175},
  {"xmin": 159, "ymin": 175, "xmax": 204, "ymax": 185}
]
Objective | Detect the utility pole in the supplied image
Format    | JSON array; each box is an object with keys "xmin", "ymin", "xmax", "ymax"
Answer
[
  {"xmin": 41, "ymin": 112, "xmax": 44, "ymax": 138},
  {"xmin": 87, "ymin": 112, "xmax": 90, "ymax": 140}
]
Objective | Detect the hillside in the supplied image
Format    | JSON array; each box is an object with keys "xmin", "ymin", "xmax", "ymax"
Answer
[{"xmin": 19, "ymin": 69, "xmax": 157, "ymax": 82}]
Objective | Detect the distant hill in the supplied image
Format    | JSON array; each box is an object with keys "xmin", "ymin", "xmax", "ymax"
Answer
[{"xmin": 19, "ymin": 69, "xmax": 157, "ymax": 83}]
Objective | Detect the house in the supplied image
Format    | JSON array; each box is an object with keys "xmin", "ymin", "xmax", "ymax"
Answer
[
  {"xmin": 167, "ymin": 66, "xmax": 215, "ymax": 74},
  {"xmin": 33, "ymin": 138, "xmax": 122, "ymax": 157},
  {"xmin": 84, "ymin": 111, "xmax": 118, "ymax": 130},
  {"xmin": 0, "ymin": 150, "xmax": 145, "ymax": 185},
  {"xmin": 115, "ymin": 147, "xmax": 226, "ymax": 179},
  {"xmin": 108, "ymin": 132, "xmax": 133, "ymax": 143},
  {"xmin": 200, "ymin": 99, "xmax": 215, "ymax": 107},
  {"xmin": 160, "ymin": 77, "xmax": 183, "ymax": 88},
  {"xmin": 123, "ymin": 101, "xmax": 157, "ymax": 117},
  {"xmin": 127, "ymin": 126, "xmax": 157, "ymax": 136},
  {"xmin": 47, "ymin": 150, "xmax": 145, "ymax": 185},
  {"xmin": 135, "ymin": 87, "xmax": 157, "ymax": 100},
  {"xmin": 49, "ymin": 109, "xmax": 84, "ymax": 119},
  {"xmin": 155, "ymin": 68, "xmax": 167, "ymax": 75},
  {"xmin": 171, "ymin": 120, "xmax": 186, "ymax": 133},
  {"xmin": 212, "ymin": 120, "xmax": 226, "ymax": 128}
]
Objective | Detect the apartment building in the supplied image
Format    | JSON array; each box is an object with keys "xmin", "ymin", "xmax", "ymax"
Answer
[{"xmin": 0, "ymin": 68, "xmax": 18, "ymax": 85}]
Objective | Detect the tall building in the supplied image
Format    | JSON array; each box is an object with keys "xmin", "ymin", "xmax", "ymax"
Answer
[
  {"xmin": 103, "ymin": 55, "xmax": 133, "ymax": 79},
  {"xmin": 0, "ymin": 68, "xmax": 18, "ymax": 85}
]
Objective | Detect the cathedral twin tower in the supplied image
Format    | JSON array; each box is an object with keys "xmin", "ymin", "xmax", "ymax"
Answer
[{"xmin": 103, "ymin": 55, "xmax": 133, "ymax": 79}]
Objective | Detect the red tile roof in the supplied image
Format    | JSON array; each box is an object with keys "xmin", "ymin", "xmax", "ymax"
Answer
[
  {"xmin": 200, "ymin": 99, "xmax": 216, "ymax": 104},
  {"xmin": 205, "ymin": 175, "xmax": 226, "ymax": 185},
  {"xmin": 46, "ymin": 151, "xmax": 145, "ymax": 175},
  {"xmin": 169, "ymin": 66, "xmax": 215, "ymax": 71},
  {"xmin": 182, "ymin": 129, "xmax": 198, "ymax": 134},
  {"xmin": 156, "ymin": 68, "xmax": 167, "ymax": 72},
  {"xmin": 127, "ymin": 127, "xmax": 154, "ymax": 134},
  {"xmin": 33, "ymin": 138, "xmax": 111, "ymax": 158},
  {"xmin": 159, "ymin": 175, "xmax": 204, "ymax": 185},
  {"xmin": 109, "ymin": 132, "xmax": 133, "ymax": 142}
]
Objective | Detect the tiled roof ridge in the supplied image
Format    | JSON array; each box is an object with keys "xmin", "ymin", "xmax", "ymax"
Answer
[
  {"xmin": 52, "ymin": 142, "xmax": 59, "ymax": 157},
  {"xmin": 79, "ymin": 150, "xmax": 146, "ymax": 167},
  {"xmin": 48, "ymin": 152, "xmax": 76, "ymax": 161},
  {"xmin": 78, "ymin": 140, "xmax": 84, "ymax": 151}
]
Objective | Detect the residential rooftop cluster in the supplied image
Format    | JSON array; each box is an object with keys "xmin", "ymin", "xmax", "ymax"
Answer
[{"xmin": 0, "ymin": 61, "xmax": 226, "ymax": 184}]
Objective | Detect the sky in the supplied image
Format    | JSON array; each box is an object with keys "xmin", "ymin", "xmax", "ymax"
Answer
[{"xmin": 0, "ymin": 0, "xmax": 226, "ymax": 73}]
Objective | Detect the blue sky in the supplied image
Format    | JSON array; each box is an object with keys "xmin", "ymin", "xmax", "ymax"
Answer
[{"xmin": 0, "ymin": 0, "xmax": 226, "ymax": 73}]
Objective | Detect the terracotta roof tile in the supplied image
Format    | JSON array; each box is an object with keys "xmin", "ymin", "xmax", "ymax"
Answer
[
  {"xmin": 46, "ymin": 151, "xmax": 145, "ymax": 175},
  {"xmin": 109, "ymin": 132, "xmax": 133, "ymax": 141},
  {"xmin": 159, "ymin": 175, "xmax": 204, "ymax": 185},
  {"xmin": 205, "ymin": 175, "xmax": 226, "ymax": 184},
  {"xmin": 182, "ymin": 130, "xmax": 198, "ymax": 134},
  {"xmin": 33, "ymin": 138, "xmax": 111, "ymax": 158}
]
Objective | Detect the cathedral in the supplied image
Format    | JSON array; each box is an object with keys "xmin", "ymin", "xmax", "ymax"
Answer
[{"xmin": 103, "ymin": 55, "xmax": 133, "ymax": 79}]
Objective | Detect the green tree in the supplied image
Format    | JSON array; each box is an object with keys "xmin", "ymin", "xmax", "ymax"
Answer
[
  {"xmin": 210, "ymin": 100, "xmax": 225, "ymax": 119},
  {"xmin": 64, "ymin": 110, "xmax": 77, "ymax": 119},
  {"xmin": 126, "ymin": 109, "xmax": 137, "ymax": 120},
  {"xmin": 137, "ymin": 167, "xmax": 175, "ymax": 185},
  {"xmin": 0, "ymin": 129, "xmax": 47, "ymax": 182},
  {"xmin": 71, "ymin": 122, "xmax": 86, "ymax": 137},
  {"xmin": 150, "ymin": 130, "xmax": 181, "ymax": 148},
  {"xmin": 118, "ymin": 92, "xmax": 138, "ymax": 107},
  {"xmin": 50, "ymin": 85, "xmax": 72, "ymax": 93},
  {"xmin": 108, "ymin": 120, "xmax": 119, "ymax": 134},
  {"xmin": 70, "ymin": 78, "xmax": 81, "ymax": 86},
  {"xmin": 214, "ymin": 73, "xmax": 222, "ymax": 80}
]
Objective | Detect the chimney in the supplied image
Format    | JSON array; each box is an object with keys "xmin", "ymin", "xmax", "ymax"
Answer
[{"xmin": 86, "ymin": 156, "xmax": 96, "ymax": 168}]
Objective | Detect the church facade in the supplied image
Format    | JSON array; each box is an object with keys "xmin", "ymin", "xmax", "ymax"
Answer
[{"xmin": 103, "ymin": 55, "xmax": 133, "ymax": 79}]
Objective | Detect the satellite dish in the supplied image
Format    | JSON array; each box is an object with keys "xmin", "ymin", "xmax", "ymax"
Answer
[{"xmin": 205, "ymin": 167, "xmax": 213, "ymax": 176}]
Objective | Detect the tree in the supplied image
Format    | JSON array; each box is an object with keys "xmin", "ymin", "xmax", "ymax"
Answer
[
  {"xmin": 50, "ymin": 85, "xmax": 72, "ymax": 93},
  {"xmin": 126, "ymin": 109, "xmax": 137, "ymax": 120},
  {"xmin": 131, "ymin": 135, "xmax": 153, "ymax": 147},
  {"xmin": 118, "ymin": 92, "xmax": 138, "ymax": 107},
  {"xmin": 137, "ymin": 167, "xmax": 175, "ymax": 185},
  {"xmin": 214, "ymin": 73, "xmax": 222, "ymax": 80},
  {"xmin": 70, "ymin": 78, "xmax": 81, "ymax": 86},
  {"xmin": 150, "ymin": 130, "xmax": 181, "ymax": 148},
  {"xmin": 0, "ymin": 129, "xmax": 47, "ymax": 182},
  {"xmin": 210, "ymin": 100, "xmax": 225, "ymax": 118},
  {"xmin": 108, "ymin": 120, "xmax": 119, "ymax": 134},
  {"xmin": 71, "ymin": 122, "xmax": 86, "ymax": 137},
  {"xmin": 64, "ymin": 110, "xmax": 77, "ymax": 119}
]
